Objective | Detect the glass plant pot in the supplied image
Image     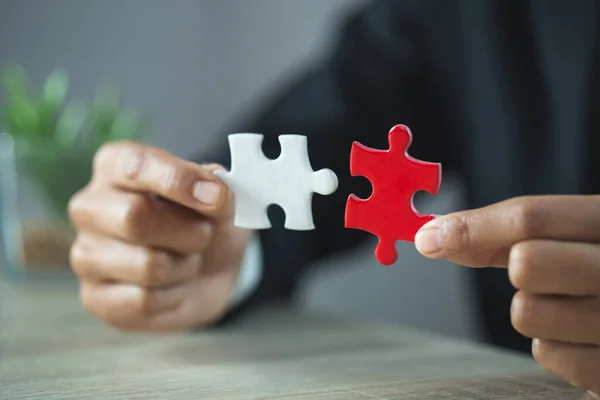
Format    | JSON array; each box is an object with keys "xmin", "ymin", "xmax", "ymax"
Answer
[{"xmin": 0, "ymin": 133, "xmax": 93, "ymax": 280}]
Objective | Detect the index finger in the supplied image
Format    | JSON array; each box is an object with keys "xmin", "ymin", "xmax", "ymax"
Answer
[
  {"xmin": 414, "ymin": 195, "xmax": 600, "ymax": 264},
  {"xmin": 92, "ymin": 141, "xmax": 231, "ymax": 219}
]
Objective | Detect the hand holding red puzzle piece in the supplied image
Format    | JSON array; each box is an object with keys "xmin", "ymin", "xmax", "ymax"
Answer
[{"xmin": 216, "ymin": 124, "xmax": 442, "ymax": 266}]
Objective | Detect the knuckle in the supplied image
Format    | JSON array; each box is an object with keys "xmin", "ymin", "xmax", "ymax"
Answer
[
  {"xmin": 95, "ymin": 140, "xmax": 150, "ymax": 182},
  {"xmin": 67, "ymin": 192, "xmax": 81, "ymax": 220},
  {"xmin": 531, "ymin": 340, "xmax": 558, "ymax": 379},
  {"xmin": 119, "ymin": 144, "xmax": 149, "ymax": 182},
  {"xmin": 67, "ymin": 188, "xmax": 91, "ymax": 227},
  {"xmin": 69, "ymin": 236, "xmax": 89, "ymax": 274},
  {"xmin": 136, "ymin": 289, "xmax": 158, "ymax": 316},
  {"xmin": 508, "ymin": 241, "xmax": 538, "ymax": 290},
  {"xmin": 79, "ymin": 283, "xmax": 101, "ymax": 318},
  {"xmin": 443, "ymin": 215, "xmax": 472, "ymax": 252},
  {"xmin": 129, "ymin": 287, "xmax": 158, "ymax": 320},
  {"xmin": 93, "ymin": 142, "xmax": 120, "ymax": 175},
  {"xmin": 510, "ymin": 291, "xmax": 540, "ymax": 338},
  {"xmin": 195, "ymin": 222, "xmax": 214, "ymax": 251},
  {"xmin": 139, "ymin": 250, "xmax": 170, "ymax": 287},
  {"xmin": 121, "ymin": 195, "xmax": 153, "ymax": 241},
  {"xmin": 160, "ymin": 165, "xmax": 192, "ymax": 198},
  {"xmin": 512, "ymin": 198, "xmax": 547, "ymax": 238},
  {"xmin": 177, "ymin": 253, "xmax": 203, "ymax": 281},
  {"xmin": 531, "ymin": 339, "xmax": 544, "ymax": 365},
  {"xmin": 79, "ymin": 282, "xmax": 146, "ymax": 331}
]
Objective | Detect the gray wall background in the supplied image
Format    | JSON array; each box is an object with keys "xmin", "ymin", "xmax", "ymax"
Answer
[{"xmin": 0, "ymin": 0, "xmax": 481, "ymax": 342}]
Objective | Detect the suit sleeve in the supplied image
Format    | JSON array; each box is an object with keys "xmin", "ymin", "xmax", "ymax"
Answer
[{"xmin": 202, "ymin": 0, "xmax": 460, "ymax": 323}]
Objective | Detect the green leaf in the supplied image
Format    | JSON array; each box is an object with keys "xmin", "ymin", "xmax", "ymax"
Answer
[
  {"xmin": 55, "ymin": 101, "xmax": 87, "ymax": 148},
  {"xmin": 38, "ymin": 69, "xmax": 69, "ymax": 134},
  {"xmin": 2, "ymin": 65, "xmax": 29, "ymax": 97},
  {"xmin": 90, "ymin": 83, "xmax": 121, "ymax": 143},
  {"xmin": 93, "ymin": 83, "xmax": 120, "ymax": 122},
  {"xmin": 42, "ymin": 69, "xmax": 68, "ymax": 107},
  {"xmin": 6, "ymin": 95, "xmax": 39, "ymax": 136},
  {"xmin": 106, "ymin": 109, "xmax": 143, "ymax": 141},
  {"xmin": 1, "ymin": 65, "xmax": 39, "ymax": 136}
]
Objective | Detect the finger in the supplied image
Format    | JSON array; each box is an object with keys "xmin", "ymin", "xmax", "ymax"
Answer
[
  {"xmin": 511, "ymin": 291, "xmax": 600, "ymax": 345},
  {"xmin": 80, "ymin": 268, "xmax": 239, "ymax": 332},
  {"xmin": 533, "ymin": 339, "xmax": 600, "ymax": 395},
  {"xmin": 134, "ymin": 267, "xmax": 240, "ymax": 332},
  {"xmin": 92, "ymin": 141, "xmax": 233, "ymax": 219},
  {"xmin": 71, "ymin": 233, "xmax": 201, "ymax": 288},
  {"xmin": 69, "ymin": 186, "xmax": 212, "ymax": 253},
  {"xmin": 415, "ymin": 195, "xmax": 600, "ymax": 266},
  {"xmin": 509, "ymin": 240, "xmax": 600, "ymax": 296},
  {"xmin": 80, "ymin": 280, "xmax": 188, "ymax": 329}
]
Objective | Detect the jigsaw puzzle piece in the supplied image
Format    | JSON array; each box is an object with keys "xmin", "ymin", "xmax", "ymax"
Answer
[
  {"xmin": 273, "ymin": 134, "xmax": 338, "ymax": 230},
  {"xmin": 230, "ymin": 190, "xmax": 272, "ymax": 229},
  {"xmin": 214, "ymin": 134, "xmax": 272, "ymax": 229},
  {"xmin": 345, "ymin": 125, "xmax": 441, "ymax": 265},
  {"xmin": 277, "ymin": 134, "xmax": 339, "ymax": 196},
  {"xmin": 215, "ymin": 133, "xmax": 338, "ymax": 231}
]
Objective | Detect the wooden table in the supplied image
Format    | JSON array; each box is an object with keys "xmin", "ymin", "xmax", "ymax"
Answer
[{"xmin": 0, "ymin": 279, "xmax": 590, "ymax": 399}]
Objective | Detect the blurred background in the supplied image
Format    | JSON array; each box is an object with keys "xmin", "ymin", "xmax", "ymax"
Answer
[{"xmin": 0, "ymin": 0, "xmax": 479, "ymax": 342}]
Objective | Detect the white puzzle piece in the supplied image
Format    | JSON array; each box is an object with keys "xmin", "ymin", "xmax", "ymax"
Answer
[{"xmin": 214, "ymin": 133, "xmax": 338, "ymax": 230}]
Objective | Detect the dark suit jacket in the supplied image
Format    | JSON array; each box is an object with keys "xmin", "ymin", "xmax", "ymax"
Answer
[{"xmin": 205, "ymin": 0, "xmax": 600, "ymax": 354}]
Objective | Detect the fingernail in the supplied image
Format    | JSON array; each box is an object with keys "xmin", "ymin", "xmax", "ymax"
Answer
[
  {"xmin": 415, "ymin": 221, "xmax": 443, "ymax": 254},
  {"xmin": 193, "ymin": 181, "xmax": 221, "ymax": 205}
]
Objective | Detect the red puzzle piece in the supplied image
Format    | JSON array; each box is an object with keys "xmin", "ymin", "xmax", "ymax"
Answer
[{"xmin": 345, "ymin": 125, "xmax": 442, "ymax": 265}]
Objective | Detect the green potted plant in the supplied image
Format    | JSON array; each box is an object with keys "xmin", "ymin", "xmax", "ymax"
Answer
[{"xmin": 0, "ymin": 65, "xmax": 147, "ymax": 276}]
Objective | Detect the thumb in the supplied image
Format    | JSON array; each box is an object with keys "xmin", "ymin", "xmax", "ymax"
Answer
[
  {"xmin": 413, "ymin": 195, "xmax": 600, "ymax": 267},
  {"xmin": 412, "ymin": 199, "xmax": 524, "ymax": 268}
]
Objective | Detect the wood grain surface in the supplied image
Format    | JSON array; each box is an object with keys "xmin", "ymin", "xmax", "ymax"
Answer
[{"xmin": 0, "ymin": 279, "xmax": 591, "ymax": 399}]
